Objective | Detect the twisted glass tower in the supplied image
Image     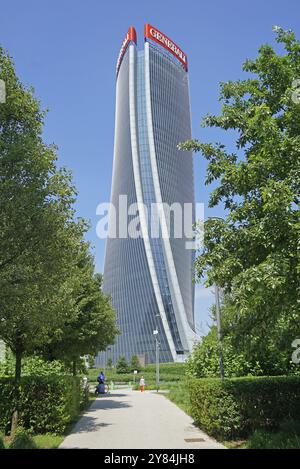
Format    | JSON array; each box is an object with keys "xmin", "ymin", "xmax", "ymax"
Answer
[{"xmin": 96, "ymin": 24, "xmax": 197, "ymax": 366}]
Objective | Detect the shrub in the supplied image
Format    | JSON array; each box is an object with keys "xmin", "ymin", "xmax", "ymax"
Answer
[
  {"xmin": 0, "ymin": 355, "xmax": 67, "ymax": 378},
  {"xmin": 130, "ymin": 355, "xmax": 142, "ymax": 372},
  {"xmin": 186, "ymin": 327, "xmax": 300, "ymax": 379},
  {"xmin": 80, "ymin": 379, "xmax": 90, "ymax": 410},
  {"xmin": 145, "ymin": 363, "xmax": 185, "ymax": 375},
  {"xmin": 0, "ymin": 375, "xmax": 85, "ymax": 434},
  {"xmin": 188, "ymin": 376, "xmax": 300, "ymax": 439},
  {"xmin": 89, "ymin": 363, "xmax": 186, "ymax": 385},
  {"xmin": 9, "ymin": 428, "xmax": 36, "ymax": 449},
  {"xmin": 186, "ymin": 328, "xmax": 263, "ymax": 378},
  {"xmin": 115, "ymin": 356, "xmax": 129, "ymax": 374}
]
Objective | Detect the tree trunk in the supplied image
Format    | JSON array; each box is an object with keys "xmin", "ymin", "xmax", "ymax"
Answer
[
  {"xmin": 11, "ymin": 346, "xmax": 22, "ymax": 437},
  {"xmin": 72, "ymin": 360, "xmax": 77, "ymax": 376},
  {"xmin": 15, "ymin": 348, "xmax": 22, "ymax": 382}
]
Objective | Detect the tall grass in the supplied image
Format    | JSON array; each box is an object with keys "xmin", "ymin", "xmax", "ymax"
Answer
[{"xmin": 167, "ymin": 381, "xmax": 191, "ymax": 416}]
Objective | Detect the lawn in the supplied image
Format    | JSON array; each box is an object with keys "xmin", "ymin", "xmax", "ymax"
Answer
[{"xmin": 2, "ymin": 433, "xmax": 64, "ymax": 449}]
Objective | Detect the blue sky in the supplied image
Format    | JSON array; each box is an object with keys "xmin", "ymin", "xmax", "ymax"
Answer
[{"xmin": 1, "ymin": 0, "xmax": 299, "ymax": 335}]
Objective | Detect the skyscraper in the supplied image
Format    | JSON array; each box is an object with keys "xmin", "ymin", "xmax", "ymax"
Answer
[{"xmin": 96, "ymin": 24, "xmax": 197, "ymax": 365}]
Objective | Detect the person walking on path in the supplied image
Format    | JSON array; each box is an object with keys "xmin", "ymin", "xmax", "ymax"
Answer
[
  {"xmin": 139, "ymin": 376, "xmax": 145, "ymax": 392},
  {"xmin": 97, "ymin": 371, "xmax": 105, "ymax": 384}
]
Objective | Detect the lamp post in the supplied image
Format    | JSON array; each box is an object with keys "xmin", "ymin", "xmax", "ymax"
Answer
[
  {"xmin": 107, "ymin": 346, "xmax": 111, "ymax": 368},
  {"xmin": 153, "ymin": 329, "xmax": 159, "ymax": 392},
  {"xmin": 207, "ymin": 216, "xmax": 225, "ymax": 380},
  {"xmin": 104, "ymin": 346, "xmax": 111, "ymax": 377},
  {"xmin": 214, "ymin": 284, "xmax": 225, "ymax": 381}
]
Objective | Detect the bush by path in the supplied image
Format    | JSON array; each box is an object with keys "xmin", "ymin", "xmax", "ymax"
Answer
[
  {"xmin": 188, "ymin": 376, "xmax": 300, "ymax": 439},
  {"xmin": 0, "ymin": 375, "xmax": 89, "ymax": 434}
]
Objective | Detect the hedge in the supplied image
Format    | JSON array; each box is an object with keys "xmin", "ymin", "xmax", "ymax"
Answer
[
  {"xmin": 89, "ymin": 363, "xmax": 186, "ymax": 385},
  {"xmin": 188, "ymin": 376, "xmax": 300, "ymax": 439},
  {"xmin": 0, "ymin": 375, "xmax": 89, "ymax": 434}
]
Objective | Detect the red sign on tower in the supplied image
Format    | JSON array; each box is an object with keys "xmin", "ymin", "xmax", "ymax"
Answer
[
  {"xmin": 144, "ymin": 24, "xmax": 188, "ymax": 71},
  {"xmin": 116, "ymin": 26, "xmax": 137, "ymax": 76}
]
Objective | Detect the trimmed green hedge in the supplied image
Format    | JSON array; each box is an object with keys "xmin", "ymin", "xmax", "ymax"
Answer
[
  {"xmin": 188, "ymin": 376, "xmax": 300, "ymax": 439},
  {"xmin": 0, "ymin": 375, "xmax": 87, "ymax": 434},
  {"xmin": 143, "ymin": 363, "xmax": 186, "ymax": 374},
  {"xmin": 89, "ymin": 363, "xmax": 186, "ymax": 385}
]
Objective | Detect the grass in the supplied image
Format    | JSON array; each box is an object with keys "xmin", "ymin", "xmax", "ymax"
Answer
[
  {"xmin": 244, "ymin": 420, "xmax": 300, "ymax": 449},
  {"xmin": 2, "ymin": 433, "xmax": 63, "ymax": 449},
  {"xmin": 32, "ymin": 434, "xmax": 64, "ymax": 449},
  {"xmin": 167, "ymin": 381, "xmax": 191, "ymax": 415},
  {"xmin": 223, "ymin": 439, "xmax": 247, "ymax": 449},
  {"xmin": 223, "ymin": 419, "xmax": 300, "ymax": 449}
]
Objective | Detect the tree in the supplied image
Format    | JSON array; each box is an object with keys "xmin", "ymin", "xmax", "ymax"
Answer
[
  {"xmin": 0, "ymin": 47, "xmax": 86, "ymax": 380},
  {"xmin": 106, "ymin": 357, "xmax": 113, "ymax": 369},
  {"xmin": 116, "ymin": 355, "xmax": 129, "ymax": 374},
  {"xmin": 0, "ymin": 46, "xmax": 91, "ymax": 431},
  {"xmin": 186, "ymin": 326, "xmax": 255, "ymax": 378},
  {"xmin": 41, "ymin": 257, "xmax": 118, "ymax": 375},
  {"xmin": 130, "ymin": 355, "xmax": 141, "ymax": 372},
  {"xmin": 186, "ymin": 316, "xmax": 299, "ymax": 378},
  {"xmin": 181, "ymin": 27, "xmax": 300, "ymax": 363}
]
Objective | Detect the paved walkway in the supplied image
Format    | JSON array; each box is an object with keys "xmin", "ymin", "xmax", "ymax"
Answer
[{"xmin": 60, "ymin": 389, "xmax": 224, "ymax": 449}]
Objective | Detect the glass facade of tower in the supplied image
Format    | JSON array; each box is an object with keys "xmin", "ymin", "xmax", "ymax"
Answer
[{"xmin": 95, "ymin": 26, "xmax": 196, "ymax": 366}]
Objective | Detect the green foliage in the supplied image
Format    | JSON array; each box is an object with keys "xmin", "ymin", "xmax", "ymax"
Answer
[
  {"xmin": 0, "ymin": 46, "xmax": 94, "ymax": 381},
  {"xmin": 0, "ymin": 376, "xmax": 85, "ymax": 434},
  {"xmin": 180, "ymin": 27, "xmax": 300, "ymax": 367},
  {"xmin": 188, "ymin": 376, "xmax": 300, "ymax": 439},
  {"xmin": 245, "ymin": 419, "xmax": 300, "ymax": 449},
  {"xmin": 167, "ymin": 381, "xmax": 191, "ymax": 415},
  {"xmin": 106, "ymin": 357, "xmax": 113, "ymax": 369},
  {"xmin": 0, "ymin": 347, "xmax": 16, "ymax": 377},
  {"xmin": 186, "ymin": 327, "xmax": 258, "ymax": 378},
  {"xmin": 9, "ymin": 427, "xmax": 37, "ymax": 449},
  {"xmin": 32, "ymin": 433, "xmax": 63, "ymax": 449},
  {"xmin": 0, "ymin": 355, "xmax": 67, "ymax": 378},
  {"xmin": 0, "ymin": 46, "xmax": 117, "ymax": 385},
  {"xmin": 89, "ymin": 362, "xmax": 186, "ymax": 385},
  {"xmin": 186, "ymin": 326, "xmax": 299, "ymax": 378},
  {"xmin": 80, "ymin": 379, "xmax": 90, "ymax": 410},
  {"xmin": 130, "ymin": 355, "xmax": 142, "ymax": 372},
  {"xmin": 115, "ymin": 356, "xmax": 130, "ymax": 374},
  {"xmin": 40, "ymin": 268, "xmax": 118, "ymax": 372},
  {"xmin": 144, "ymin": 362, "xmax": 185, "ymax": 375}
]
